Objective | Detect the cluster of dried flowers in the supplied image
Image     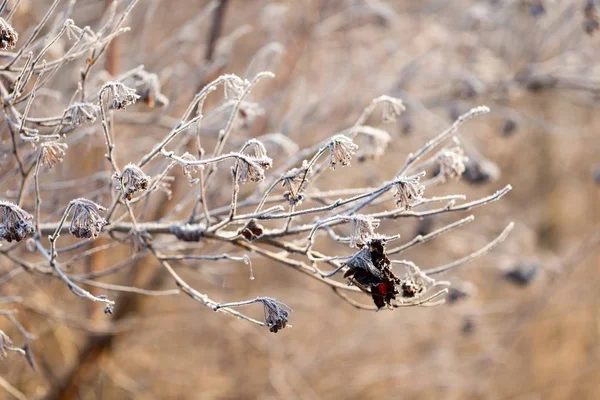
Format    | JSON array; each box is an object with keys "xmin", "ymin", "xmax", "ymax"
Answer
[
  {"xmin": 0, "ymin": 202, "xmax": 34, "ymax": 243},
  {"xmin": 0, "ymin": 1, "xmax": 514, "ymax": 347}
]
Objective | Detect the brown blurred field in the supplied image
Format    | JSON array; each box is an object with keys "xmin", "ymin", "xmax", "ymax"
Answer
[{"xmin": 1, "ymin": 0, "xmax": 600, "ymax": 399}]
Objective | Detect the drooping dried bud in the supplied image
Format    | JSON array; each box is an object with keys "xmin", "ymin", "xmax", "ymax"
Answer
[
  {"xmin": 69, "ymin": 198, "xmax": 107, "ymax": 239},
  {"xmin": 65, "ymin": 103, "xmax": 100, "ymax": 126},
  {"xmin": 236, "ymin": 156, "xmax": 271, "ymax": 184},
  {"xmin": 216, "ymin": 296, "xmax": 292, "ymax": 333},
  {"xmin": 258, "ymin": 297, "xmax": 292, "ymax": 333},
  {"xmin": 236, "ymin": 140, "xmax": 272, "ymax": 184},
  {"xmin": 0, "ymin": 201, "xmax": 34, "ymax": 242},
  {"xmin": 354, "ymin": 127, "xmax": 392, "ymax": 162},
  {"xmin": 41, "ymin": 141, "xmax": 68, "ymax": 168},
  {"xmin": 348, "ymin": 215, "xmax": 380, "ymax": 248},
  {"xmin": 436, "ymin": 146, "xmax": 468, "ymax": 181},
  {"xmin": 327, "ymin": 135, "xmax": 358, "ymax": 169},
  {"xmin": 223, "ymin": 75, "xmax": 249, "ymax": 100},
  {"xmin": 130, "ymin": 70, "xmax": 169, "ymax": 108},
  {"xmin": 397, "ymin": 261, "xmax": 447, "ymax": 304},
  {"xmin": 0, "ymin": 18, "xmax": 18, "ymax": 50},
  {"xmin": 380, "ymin": 96, "xmax": 405, "ymax": 124},
  {"xmin": 114, "ymin": 164, "xmax": 150, "ymax": 200},
  {"xmin": 100, "ymin": 81, "xmax": 140, "ymax": 110},
  {"xmin": 281, "ymin": 160, "xmax": 311, "ymax": 206},
  {"xmin": 393, "ymin": 172, "xmax": 425, "ymax": 209},
  {"xmin": 179, "ymin": 153, "xmax": 201, "ymax": 184}
]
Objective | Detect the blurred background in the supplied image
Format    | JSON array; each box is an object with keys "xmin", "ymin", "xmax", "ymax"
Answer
[{"xmin": 1, "ymin": 0, "xmax": 600, "ymax": 398}]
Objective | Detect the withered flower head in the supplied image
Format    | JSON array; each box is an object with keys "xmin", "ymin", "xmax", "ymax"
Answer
[
  {"xmin": 66, "ymin": 103, "xmax": 100, "ymax": 126},
  {"xmin": 114, "ymin": 164, "xmax": 150, "ymax": 200},
  {"xmin": 379, "ymin": 96, "xmax": 405, "ymax": 124},
  {"xmin": 396, "ymin": 261, "xmax": 447, "ymax": 305},
  {"xmin": 101, "ymin": 81, "xmax": 140, "ymax": 110},
  {"xmin": 223, "ymin": 75, "xmax": 249, "ymax": 100},
  {"xmin": 348, "ymin": 215, "xmax": 380, "ymax": 248},
  {"xmin": 236, "ymin": 156, "xmax": 272, "ymax": 184},
  {"xmin": 343, "ymin": 237, "xmax": 401, "ymax": 309},
  {"xmin": 0, "ymin": 201, "xmax": 34, "ymax": 242},
  {"xmin": 327, "ymin": 134, "xmax": 358, "ymax": 169},
  {"xmin": 436, "ymin": 146, "xmax": 468, "ymax": 181},
  {"xmin": 393, "ymin": 172, "xmax": 425, "ymax": 209},
  {"xmin": 0, "ymin": 18, "xmax": 18, "ymax": 50},
  {"xmin": 235, "ymin": 140, "xmax": 272, "ymax": 184},
  {"xmin": 238, "ymin": 219, "xmax": 264, "ymax": 241},
  {"xmin": 41, "ymin": 141, "xmax": 68, "ymax": 168},
  {"xmin": 130, "ymin": 70, "xmax": 169, "ymax": 108},
  {"xmin": 281, "ymin": 160, "xmax": 311, "ymax": 206},
  {"xmin": 69, "ymin": 198, "xmax": 107, "ymax": 239},
  {"xmin": 355, "ymin": 127, "xmax": 392, "ymax": 162},
  {"xmin": 258, "ymin": 297, "xmax": 292, "ymax": 333},
  {"xmin": 180, "ymin": 152, "xmax": 201, "ymax": 184}
]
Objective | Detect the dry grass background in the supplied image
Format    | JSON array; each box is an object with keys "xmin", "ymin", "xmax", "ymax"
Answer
[{"xmin": 1, "ymin": 0, "xmax": 600, "ymax": 399}]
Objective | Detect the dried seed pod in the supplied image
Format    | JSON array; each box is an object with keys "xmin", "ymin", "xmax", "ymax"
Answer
[
  {"xmin": 69, "ymin": 199, "xmax": 107, "ymax": 239},
  {"xmin": 327, "ymin": 135, "xmax": 358, "ymax": 169},
  {"xmin": 0, "ymin": 201, "xmax": 34, "ymax": 242},
  {"xmin": 114, "ymin": 164, "xmax": 150, "ymax": 200},
  {"xmin": 0, "ymin": 18, "xmax": 18, "ymax": 50}
]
